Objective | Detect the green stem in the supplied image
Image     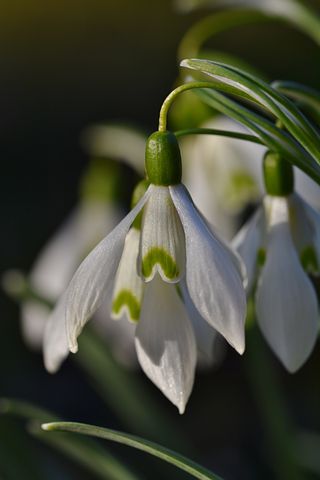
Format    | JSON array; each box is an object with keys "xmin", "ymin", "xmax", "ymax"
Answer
[
  {"xmin": 158, "ymin": 82, "xmax": 222, "ymax": 132},
  {"xmin": 175, "ymin": 127, "xmax": 263, "ymax": 144},
  {"xmin": 0, "ymin": 398, "xmax": 138, "ymax": 480},
  {"xmin": 178, "ymin": 10, "xmax": 269, "ymax": 60},
  {"xmin": 245, "ymin": 325, "xmax": 304, "ymax": 480}
]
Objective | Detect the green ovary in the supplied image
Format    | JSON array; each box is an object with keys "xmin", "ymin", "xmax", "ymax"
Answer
[
  {"xmin": 142, "ymin": 247, "xmax": 179, "ymax": 280},
  {"xmin": 112, "ymin": 290, "xmax": 141, "ymax": 322}
]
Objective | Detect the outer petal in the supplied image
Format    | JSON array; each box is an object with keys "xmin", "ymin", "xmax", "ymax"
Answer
[
  {"xmin": 170, "ymin": 184, "xmax": 247, "ymax": 354},
  {"xmin": 43, "ymin": 293, "xmax": 69, "ymax": 373},
  {"xmin": 232, "ymin": 206, "xmax": 264, "ymax": 292},
  {"xmin": 21, "ymin": 301, "xmax": 50, "ymax": 350},
  {"xmin": 66, "ymin": 190, "xmax": 150, "ymax": 352},
  {"xmin": 111, "ymin": 228, "xmax": 144, "ymax": 323},
  {"xmin": 140, "ymin": 185, "xmax": 185, "ymax": 283},
  {"xmin": 82, "ymin": 123, "xmax": 146, "ymax": 175},
  {"xmin": 135, "ymin": 277, "xmax": 196, "ymax": 414},
  {"xmin": 256, "ymin": 197, "xmax": 319, "ymax": 373}
]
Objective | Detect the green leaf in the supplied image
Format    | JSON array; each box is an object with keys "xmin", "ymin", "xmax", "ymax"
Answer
[
  {"xmin": 272, "ymin": 81, "xmax": 320, "ymax": 124},
  {"xmin": 42, "ymin": 422, "xmax": 223, "ymax": 480},
  {"xmin": 0, "ymin": 398, "xmax": 139, "ymax": 480},
  {"xmin": 181, "ymin": 59, "xmax": 320, "ymax": 163},
  {"xmin": 194, "ymin": 87, "xmax": 320, "ymax": 186}
]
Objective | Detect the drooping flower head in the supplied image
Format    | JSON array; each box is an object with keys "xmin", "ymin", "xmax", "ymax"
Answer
[
  {"xmin": 46, "ymin": 129, "xmax": 247, "ymax": 413},
  {"xmin": 234, "ymin": 151, "xmax": 320, "ymax": 372}
]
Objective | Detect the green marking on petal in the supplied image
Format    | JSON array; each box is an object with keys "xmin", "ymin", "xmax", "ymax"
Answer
[
  {"xmin": 112, "ymin": 289, "xmax": 141, "ymax": 322},
  {"xmin": 142, "ymin": 247, "xmax": 180, "ymax": 281},
  {"xmin": 300, "ymin": 245, "xmax": 319, "ymax": 274}
]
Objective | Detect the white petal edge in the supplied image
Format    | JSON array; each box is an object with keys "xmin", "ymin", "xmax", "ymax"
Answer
[
  {"xmin": 43, "ymin": 293, "xmax": 69, "ymax": 373},
  {"xmin": 170, "ymin": 184, "xmax": 247, "ymax": 354},
  {"xmin": 232, "ymin": 206, "xmax": 264, "ymax": 293},
  {"xmin": 65, "ymin": 188, "xmax": 151, "ymax": 353},
  {"xmin": 135, "ymin": 277, "xmax": 197, "ymax": 414},
  {"xmin": 256, "ymin": 196, "xmax": 319, "ymax": 373}
]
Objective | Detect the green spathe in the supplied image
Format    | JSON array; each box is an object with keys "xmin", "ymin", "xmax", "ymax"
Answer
[
  {"xmin": 145, "ymin": 131, "xmax": 182, "ymax": 186},
  {"xmin": 263, "ymin": 151, "xmax": 294, "ymax": 196},
  {"xmin": 112, "ymin": 289, "xmax": 141, "ymax": 322},
  {"xmin": 142, "ymin": 247, "xmax": 180, "ymax": 280}
]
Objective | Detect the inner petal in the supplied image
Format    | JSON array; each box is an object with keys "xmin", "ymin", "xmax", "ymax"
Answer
[
  {"xmin": 111, "ymin": 228, "xmax": 144, "ymax": 323},
  {"xmin": 139, "ymin": 185, "xmax": 186, "ymax": 283}
]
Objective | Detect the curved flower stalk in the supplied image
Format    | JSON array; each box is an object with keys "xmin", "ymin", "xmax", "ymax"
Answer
[
  {"xmin": 181, "ymin": 116, "xmax": 320, "ymax": 239},
  {"xmin": 233, "ymin": 152, "xmax": 320, "ymax": 372},
  {"xmin": 46, "ymin": 131, "xmax": 247, "ymax": 414}
]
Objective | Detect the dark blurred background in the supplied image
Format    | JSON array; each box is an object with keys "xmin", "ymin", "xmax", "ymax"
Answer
[{"xmin": 1, "ymin": 1, "xmax": 320, "ymax": 479}]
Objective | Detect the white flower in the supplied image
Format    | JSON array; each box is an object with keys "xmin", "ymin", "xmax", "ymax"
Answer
[
  {"xmin": 181, "ymin": 116, "xmax": 320, "ymax": 239},
  {"xmin": 233, "ymin": 192, "xmax": 320, "ymax": 372},
  {"xmin": 46, "ymin": 131, "xmax": 247, "ymax": 413}
]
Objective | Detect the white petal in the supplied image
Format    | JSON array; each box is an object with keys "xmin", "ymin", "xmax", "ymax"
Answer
[
  {"xmin": 256, "ymin": 197, "xmax": 319, "ymax": 372},
  {"xmin": 65, "ymin": 190, "xmax": 150, "ymax": 353},
  {"xmin": 181, "ymin": 116, "xmax": 265, "ymax": 239},
  {"xmin": 140, "ymin": 185, "xmax": 185, "ymax": 283},
  {"xmin": 232, "ymin": 206, "xmax": 264, "ymax": 292},
  {"xmin": 21, "ymin": 301, "xmax": 49, "ymax": 350},
  {"xmin": 135, "ymin": 277, "xmax": 196, "ymax": 414},
  {"xmin": 111, "ymin": 228, "xmax": 144, "ymax": 323},
  {"xmin": 43, "ymin": 293, "xmax": 69, "ymax": 373},
  {"xmin": 170, "ymin": 184, "xmax": 247, "ymax": 354},
  {"xmin": 30, "ymin": 202, "xmax": 121, "ymax": 300},
  {"xmin": 180, "ymin": 282, "xmax": 219, "ymax": 366}
]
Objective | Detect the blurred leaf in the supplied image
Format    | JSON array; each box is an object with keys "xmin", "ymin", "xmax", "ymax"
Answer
[
  {"xmin": 42, "ymin": 422, "xmax": 223, "ymax": 480},
  {"xmin": 0, "ymin": 416, "xmax": 45, "ymax": 480},
  {"xmin": 0, "ymin": 398, "xmax": 139, "ymax": 480},
  {"xmin": 175, "ymin": 0, "xmax": 320, "ymax": 46}
]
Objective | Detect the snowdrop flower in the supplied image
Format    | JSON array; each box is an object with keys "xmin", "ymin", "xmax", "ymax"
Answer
[
  {"xmin": 234, "ymin": 151, "xmax": 319, "ymax": 372},
  {"xmin": 181, "ymin": 116, "xmax": 320, "ymax": 239},
  {"xmin": 46, "ymin": 130, "xmax": 247, "ymax": 413}
]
